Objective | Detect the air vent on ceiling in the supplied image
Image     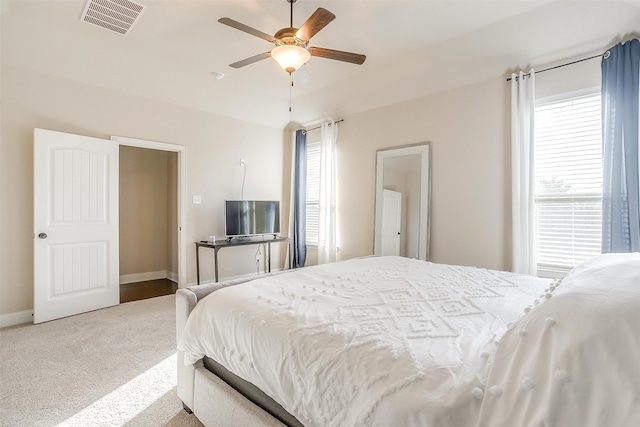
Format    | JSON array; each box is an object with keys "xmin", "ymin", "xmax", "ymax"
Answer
[{"xmin": 80, "ymin": 0, "xmax": 146, "ymax": 36}]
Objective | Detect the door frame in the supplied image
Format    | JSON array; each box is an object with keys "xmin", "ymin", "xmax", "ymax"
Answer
[
  {"xmin": 111, "ymin": 135, "xmax": 187, "ymax": 288},
  {"xmin": 373, "ymin": 143, "xmax": 431, "ymax": 261}
]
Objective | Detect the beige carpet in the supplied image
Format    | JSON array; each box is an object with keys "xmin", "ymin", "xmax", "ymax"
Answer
[{"xmin": 0, "ymin": 295, "xmax": 204, "ymax": 427}]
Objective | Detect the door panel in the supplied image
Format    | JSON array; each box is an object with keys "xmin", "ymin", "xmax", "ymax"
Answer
[
  {"xmin": 50, "ymin": 242, "xmax": 107, "ymax": 295},
  {"xmin": 52, "ymin": 148, "xmax": 107, "ymax": 223},
  {"xmin": 34, "ymin": 128, "xmax": 119, "ymax": 323}
]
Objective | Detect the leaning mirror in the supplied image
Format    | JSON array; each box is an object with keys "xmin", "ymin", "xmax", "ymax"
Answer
[{"xmin": 374, "ymin": 143, "xmax": 431, "ymax": 261}]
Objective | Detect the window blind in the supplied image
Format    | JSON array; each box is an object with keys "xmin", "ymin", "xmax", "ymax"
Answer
[
  {"xmin": 534, "ymin": 93, "xmax": 602, "ymax": 275},
  {"xmin": 305, "ymin": 142, "xmax": 321, "ymax": 245}
]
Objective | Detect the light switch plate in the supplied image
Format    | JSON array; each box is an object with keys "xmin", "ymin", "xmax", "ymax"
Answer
[{"xmin": 192, "ymin": 195, "xmax": 202, "ymax": 205}]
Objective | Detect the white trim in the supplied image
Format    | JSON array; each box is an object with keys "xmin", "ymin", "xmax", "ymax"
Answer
[
  {"xmin": 111, "ymin": 136, "xmax": 184, "ymax": 152},
  {"xmin": 0, "ymin": 309, "xmax": 33, "ymax": 328},
  {"xmin": 536, "ymin": 86, "xmax": 600, "ymax": 106},
  {"xmin": 120, "ymin": 270, "xmax": 168, "ymax": 285},
  {"xmin": 110, "ymin": 135, "xmax": 187, "ymax": 290}
]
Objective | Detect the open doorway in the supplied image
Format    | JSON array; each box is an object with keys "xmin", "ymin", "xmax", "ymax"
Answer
[
  {"xmin": 111, "ymin": 135, "xmax": 186, "ymax": 303},
  {"xmin": 119, "ymin": 146, "xmax": 178, "ymax": 302}
]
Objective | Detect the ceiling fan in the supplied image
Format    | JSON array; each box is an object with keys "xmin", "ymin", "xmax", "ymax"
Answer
[{"xmin": 219, "ymin": 0, "xmax": 366, "ymax": 74}]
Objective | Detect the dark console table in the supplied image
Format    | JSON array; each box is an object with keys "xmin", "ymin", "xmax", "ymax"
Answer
[{"xmin": 195, "ymin": 236, "xmax": 291, "ymax": 284}]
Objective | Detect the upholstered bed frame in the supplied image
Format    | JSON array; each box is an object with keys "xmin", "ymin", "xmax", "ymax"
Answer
[
  {"xmin": 176, "ymin": 276, "xmax": 302, "ymax": 427},
  {"xmin": 176, "ymin": 254, "xmax": 640, "ymax": 427}
]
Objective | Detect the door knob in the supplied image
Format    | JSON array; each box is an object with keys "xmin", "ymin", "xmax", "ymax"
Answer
[{"xmin": 38, "ymin": 233, "xmax": 47, "ymax": 239}]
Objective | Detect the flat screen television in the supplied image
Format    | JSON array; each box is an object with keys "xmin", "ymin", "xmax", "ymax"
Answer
[{"xmin": 225, "ymin": 200, "xmax": 280, "ymax": 238}]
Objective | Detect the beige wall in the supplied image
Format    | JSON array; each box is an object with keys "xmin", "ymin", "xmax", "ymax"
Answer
[
  {"xmin": 119, "ymin": 146, "xmax": 177, "ymax": 278},
  {"xmin": 0, "ymin": 64, "xmax": 284, "ymax": 316},
  {"xmin": 1, "ymin": 53, "xmax": 602, "ymax": 317},
  {"xmin": 286, "ymin": 79, "xmax": 511, "ymax": 270},
  {"xmin": 535, "ymin": 54, "xmax": 601, "ymax": 100},
  {"xmin": 336, "ymin": 77, "xmax": 512, "ymax": 270},
  {"xmin": 334, "ymin": 56, "xmax": 602, "ymax": 271}
]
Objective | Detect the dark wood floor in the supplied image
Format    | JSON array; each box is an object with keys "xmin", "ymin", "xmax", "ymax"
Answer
[{"xmin": 120, "ymin": 278, "xmax": 178, "ymax": 303}]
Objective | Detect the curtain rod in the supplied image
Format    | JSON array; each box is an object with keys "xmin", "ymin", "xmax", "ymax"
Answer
[
  {"xmin": 304, "ymin": 119, "xmax": 344, "ymax": 132},
  {"xmin": 506, "ymin": 52, "xmax": 607, "ymax": 82}
]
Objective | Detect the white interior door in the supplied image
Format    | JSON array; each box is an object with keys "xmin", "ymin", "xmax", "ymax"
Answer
[
  {"xmin": 34, "ymin": 128, "xmax": 119, "ymax": 323},
  {"xmin": 380, "ymin": 189, "xmax": 402, "ymax": 256}
]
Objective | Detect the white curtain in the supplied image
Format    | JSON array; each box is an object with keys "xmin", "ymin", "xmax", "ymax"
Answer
[
  {"xmin": 317, "ymin": 121, "xmax": 338, "ymax": 264},
  {"xmin": 511, "ymin": 70, "xmax": 537, "ymax": 275}
]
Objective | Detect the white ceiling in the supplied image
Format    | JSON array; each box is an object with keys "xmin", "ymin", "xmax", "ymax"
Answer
[{"xmin": 2, "ymin": 0, "xmax": 639, "ymax": 129}]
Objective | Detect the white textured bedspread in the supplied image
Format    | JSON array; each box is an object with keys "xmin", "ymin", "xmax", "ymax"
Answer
[{"xmin": 179, "ymin": 256, "xmax": 550, "ymax": 427}]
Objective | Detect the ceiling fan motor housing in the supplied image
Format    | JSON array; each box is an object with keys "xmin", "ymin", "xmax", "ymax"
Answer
[{"xmin": 274, "ymin": 28, "xmax": 307, "ymax": 48}]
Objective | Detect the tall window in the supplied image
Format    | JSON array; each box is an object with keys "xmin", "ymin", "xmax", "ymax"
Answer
[
  {"xmin": 305, "ymin": 141, "xmax": 321, "ymax": 246},
  {"xmin": 534, "ymin": 92, "xmax": 602, "ymax": 276}
]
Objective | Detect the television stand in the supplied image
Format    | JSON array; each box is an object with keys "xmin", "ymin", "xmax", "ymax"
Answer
[{"xmin": 195, "ymin": 236, "xmax": 291, "ymax": 284}]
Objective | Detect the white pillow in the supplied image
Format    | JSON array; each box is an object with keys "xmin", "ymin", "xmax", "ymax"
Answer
[
  {"xmin": 558, "ymin": 252, "xmax": 640, "ymax": 294},
  {"xmin": 476, "ymin": 253, "xmax": 640, "ymax": 427}
]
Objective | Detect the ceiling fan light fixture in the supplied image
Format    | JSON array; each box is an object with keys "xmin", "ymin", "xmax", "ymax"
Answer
[{"xmin": 271, "ymin": 44, "xmax": 311, "ymax": 74}]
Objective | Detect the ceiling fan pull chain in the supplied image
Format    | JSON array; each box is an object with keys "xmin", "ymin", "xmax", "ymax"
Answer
[{"xmin": 289, "ymin": 74, "xmax": 293, "ymax": 112}]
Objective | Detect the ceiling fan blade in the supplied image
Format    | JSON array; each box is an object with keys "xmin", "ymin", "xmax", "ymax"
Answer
[
  {"xmin": 218, "ymin": 17, "xmax": 276, "ymax": 43},
  {"xmin": 295, "ymin": 8, "xmax": 335, "ymax": 41},
  {"xmin": 229, "ymin": 52, "xmax": 272, "ymax": 69},
  {"xmin": 308, "ymin": 47, "xmax": 366, "ymax": 65}
]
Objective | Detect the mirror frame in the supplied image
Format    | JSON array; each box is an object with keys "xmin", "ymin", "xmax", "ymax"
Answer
[{"xmin": 374, "ymin": 143, "xmax": 431, "ymax": 261}]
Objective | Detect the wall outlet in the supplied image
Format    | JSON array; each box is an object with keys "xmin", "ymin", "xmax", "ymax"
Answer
[
  {"xmin": 255, "ymin": 253, "xmax": 261, "ymax": 273},
  {"xmin": 240, "ymin": 159, "xmax": 246, "ymax": 166},
  {"xmin": 192, "ymin": 195, "xmax": 202, "ymax": 205}
]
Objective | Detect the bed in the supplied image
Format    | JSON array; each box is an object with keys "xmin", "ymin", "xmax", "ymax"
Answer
[{"xmin": 176, "ymin": 253, "xmax": 640, "ymax": 427}]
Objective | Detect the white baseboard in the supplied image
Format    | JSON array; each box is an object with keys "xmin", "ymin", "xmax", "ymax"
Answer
[
  {"xmin": 166, "ymin": 270, "xmax": 178, "ymax": 283},
  {"xmin": 1, "ymin": 268, "xmax": 275, "ymax": 326},
  {"xmin": 0, "ymin": 309, "xmax": 33, "ymax": 328},
  {"xmin": 120, "ymin": 270, "xmax": 168, "ymax": 285},
  {"xmin": 2, "ymin": 271, "xmax": 180, "ymax": 328}
]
